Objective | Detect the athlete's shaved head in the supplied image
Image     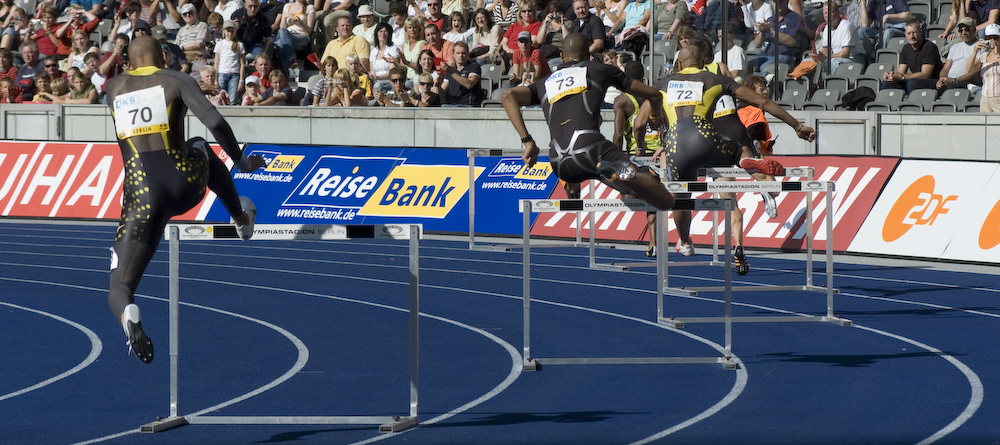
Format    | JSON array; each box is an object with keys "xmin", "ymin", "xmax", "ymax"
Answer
[
  {"xmin": 128, "ymin": 35, "xmax": 164, "ymax": 68},
  {"xmin": 562, "ymin": 33, "xmax": 590, "ymax": 62},
  {"xmin": 675, "ymin": 45, "xmax": 702, "ymax": 71}
]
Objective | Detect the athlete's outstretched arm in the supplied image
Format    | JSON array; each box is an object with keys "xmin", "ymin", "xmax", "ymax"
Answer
[
  {"xmin": 501, "ymin": 86, "xmax": 540, "ymax": 168},
  {"xmin": 179, "ymin": 74, "xmax": 263, "ymax": 172},
  {"xmin": 734, "ymin": 85, "xmax": 816, "ymax": 142}
]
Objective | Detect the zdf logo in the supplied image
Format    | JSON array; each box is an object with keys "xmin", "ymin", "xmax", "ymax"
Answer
[{"xmin": 882, "ymin": 175, "xmax": 958, "ymax": 242}]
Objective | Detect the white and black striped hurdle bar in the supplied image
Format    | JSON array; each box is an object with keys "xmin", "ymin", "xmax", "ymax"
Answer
[
  {"xmin": 143, "ymin": 224, "xmax": 422, "ymax": 434},
  {"xmin": 631, "ymin": 157, "xmax": 816, "ymax": 180}
]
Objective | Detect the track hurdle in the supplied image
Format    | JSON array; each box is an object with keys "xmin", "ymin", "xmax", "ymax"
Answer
[
  {"xmin": 655, "ymin": 180, "xmax": 851, "ymax": 328},
  {"xmin": 467, "ymin": 149, "xmax": 586, "ymax": 251},
  {"xmin": 141, "ymin": 223, "xmax": 422, "ymax": 434},
  {"xmin": 520, "ymin": 198, "xmax": 741, "ymax": 371}
]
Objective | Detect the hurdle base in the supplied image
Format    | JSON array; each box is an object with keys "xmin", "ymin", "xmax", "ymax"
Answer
[
  {"xmin": 720, "ymin": 357, "xmax": 739, "ymax": 370},
  {"xmin": 380, "ymin": 416, "xmax": 418, "ymax": 433},
  {"xmin": 140, "ymin": 416, "xmax": 189, "ymax": 433},
  {"xmin": 523, "ymin": 358, "xmax": 539, "ymax": 371},
  {"xmin": 591, "ymin": 262, "xmax": 636, "ymax": 271}
]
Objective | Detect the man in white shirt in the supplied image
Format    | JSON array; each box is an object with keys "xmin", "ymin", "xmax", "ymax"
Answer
[
  {"xmin": 810, "ymin": 0, "xmax": 855, "ymax": 73},
  {"xmin": 937, "ymin": 17, "xmax": 982, "ymax": 92},
  {"xmin": 714, "ymin": 25, "xmax": 746, "ymax": 79}
]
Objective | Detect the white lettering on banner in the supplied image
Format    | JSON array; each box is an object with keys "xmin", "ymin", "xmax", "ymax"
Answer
[
  {"xmin": 0, "ymin": 153, "xmax": 29, "ymax": 203},
  {"xmin": 3, "ymin": 143, "xmax": 44, "ymax": 216},
  {"xmin": 20, "ymin": 154, "xmax": 76, "ymax": 206},
  {"xmin": 901, "ymin": 192, "xmax": 955, "ymax": 226},
  {"xmin": 49, "ymin": 144, "xmax": 93, "ymax": 217},
  {"xmin": 67, "ymin": 155, "xmax": 114, "ymax": 207}
]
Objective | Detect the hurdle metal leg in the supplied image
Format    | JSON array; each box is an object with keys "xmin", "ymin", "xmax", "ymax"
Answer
[{"xmin": 142, "ymin": 224, "xmax": 422, "ymax": 433}]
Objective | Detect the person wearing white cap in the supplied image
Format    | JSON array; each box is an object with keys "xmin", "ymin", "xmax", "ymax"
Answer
[
  {"xmin": 968, "ymin": 23, "xmax": 1000, "ymax": 111},
  {"xmin": 174, "ymin": 3, "xmax": 212, "ymax": 65},
  {"xmin": 276, "ymin": 0, "xmax": 315, "ymax": 77},
  {"xmin": 353, "ymin": 5, "xmax": 378, "ymax": 48},
  {"xmin": 937, "ymin": 16, "xmax": 982, "ymax": 92}
]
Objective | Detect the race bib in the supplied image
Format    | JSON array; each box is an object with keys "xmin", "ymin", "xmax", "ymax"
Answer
[
  {"xmin": 113, "ymin": 86, "xmax": 169, "ymax": 139},
  {"xmin": 545, "ymin": 67, "xmax": 587, "ymax": 103},
  {"xmin": 666, "ymin": 80, "xmax": 703, "ymax": 107},
  {"xmin": 713, "ymin": 94, "xmax": 736, "ymax": 118}
]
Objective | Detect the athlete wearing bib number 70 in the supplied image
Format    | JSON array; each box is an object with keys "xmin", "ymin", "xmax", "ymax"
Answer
[
  {"xmin": 501, "ymin": 33, "xmax": 676, "ymax": 210},
  {"xmin": 104, "ymin": 36, "xmax": 266, "ymax": 364}
]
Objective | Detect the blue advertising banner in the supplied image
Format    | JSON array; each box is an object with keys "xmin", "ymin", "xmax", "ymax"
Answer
[{"xmin": 205, "ymin": 145, "xmax": 558, "ymax": 234}]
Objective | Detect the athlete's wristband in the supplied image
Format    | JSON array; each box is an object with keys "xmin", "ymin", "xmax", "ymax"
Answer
[
  {"xmin": 235, "ymin": 156, "xmax": 255, "ymax": 173},
  {"xmin": 521, "ymin": 135, "xmax": 534, "ymax": 143}
]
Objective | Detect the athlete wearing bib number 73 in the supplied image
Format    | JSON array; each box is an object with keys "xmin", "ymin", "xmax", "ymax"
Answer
[
  {"xmin": 501, "ymin": 33, "xmax": 676, "ymax": 210},
  {"xmin": 104, "ymin": 36, "xmax": 266, "ymax": 364}
]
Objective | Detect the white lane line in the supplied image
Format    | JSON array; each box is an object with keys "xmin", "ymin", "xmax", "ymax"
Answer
[{"xmin": 0, "ymin": 298, "xmax": 103, "ymax": 401}]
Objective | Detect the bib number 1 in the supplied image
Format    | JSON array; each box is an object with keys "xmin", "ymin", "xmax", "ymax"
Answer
[{"xmin": 113, "ymin": 86, "xmax": 169, "ymax": 139}]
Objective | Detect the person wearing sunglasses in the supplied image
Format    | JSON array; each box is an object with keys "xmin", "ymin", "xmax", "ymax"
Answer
[
  {"xmin": 173, "ymin": 3, "xmax": 212, "ymax": 66},
  {"xmin": 937, "ymin": 16, "xmax": 983, "ymax": 92},
  {"xmin": 374, "ymin": 66, "xmax": 419, "ymax": 106}
]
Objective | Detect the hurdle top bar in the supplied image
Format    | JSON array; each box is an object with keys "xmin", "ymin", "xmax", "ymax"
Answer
[
  {"xmin": 631, "ymin": 157, "xmax": 815, "ymax": 178},
  {"xmin": 165, "ymin": 224, "xmax": 423, "ymax": 241},
  {"xmin": 663, "ymin": 180, "xmax": 834, "ymax": 193},
  {"xmin": 468, "ymin": 149, "xmax": 525, "ymax": 157},
  {"xmin": 519, "ymin": 198, "xmax": 733, "ymax": 213}
]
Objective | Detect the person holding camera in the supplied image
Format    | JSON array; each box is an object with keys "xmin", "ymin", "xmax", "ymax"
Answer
[
  {"xmin": 968, "ymin": 23, "xmax": 1000, "ymax": 111},
  {"xmin": 54, "ymin": 5, "xmax": 100, "ymax": 58},
  {"xmin": 536, "ymin": 1, "xmax": 564, "ymax": 63}
]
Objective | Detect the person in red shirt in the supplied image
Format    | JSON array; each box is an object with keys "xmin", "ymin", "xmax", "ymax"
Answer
[
  {"xmin": 30, "ymin": 7, "xmax": 61, "ymax": 58},
  {"xmin": 54, "ymin": 6, "xmax": 102, "ymax": 57},
  {"xmin": 0, "ymin": 48, "xmax": 18, "ymax": 81}
]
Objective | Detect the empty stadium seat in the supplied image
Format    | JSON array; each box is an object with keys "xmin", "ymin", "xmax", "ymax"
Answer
[
  {"xmin": 865, "ymin": 88, "xmax": 906, "ymax": 111},
  {"xmin": 802, "ymin": 88, "xmax": 842, "ymax": 111},
  {"xmin": 899, "ymin": 88, "xmax": 938, "ymax": 111}
]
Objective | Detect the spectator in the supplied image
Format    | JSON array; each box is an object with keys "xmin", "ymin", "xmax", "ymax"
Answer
[
  {"xmin": 534, "ymin": 2, "xmax": 563, "ymax": 63},
  {"xmin": 413, "ymin": 72, "xmax": 442, "ymax": 106},
  {"xmin": 97, "ymin": 33, "xmax": 128, "ymax": 92},
  {"xmin": 319, "ymin": 0, "xmax": 358, "ymax": 44},
  {"xmin": 968, "ymin": 0, "xmax": 1000, "ymax": 35},
  {"xmin": 564, "ymin": 0, "xmax": 604, "ymax": 57},
  {"xmin": 398, "ymin": 17, "xmax": 426, "ymax": 80},
  {"xmin": 389, "ymin": 0, "xmax": 409, "ymax": 47},
  {"xmin": 654, "ymin": 0, "xmax": 690, "ymax": 41},
  {"xmin": 424, "ymin": 22, "xmax": 455, "ymax": 67},
  {"xmin": 371, "ymin": 22, "xmax": 400, "ymax": 93},
  {"xmin": 55, "ymin": 5, "xmax": 100, "ymax": 58},
  {"xmin": 211, "ymin": 0, "xmax": 244, "ymax": 21},
  {"xmin": 174, "ymin": 3, "xmax": 212, "ymax": 71},
  {"xmin": 132, "ymin": 19, "xmax": 153, "ymax": 40},
  {"xmin": 31, "ymin": 7, "xmax": 61, "ymax": 58},
  {"xmin": 881, "ymin": 20, "xmax": 942, "ymax": 93},
  {"xmin": 249, "ymin": 52, "xmax": 273, "ymax": 89},
  {"xmin": 241, "ymin": 74, "xmax": 262, "ymax": 104},
  {"xmin": 132, "ymin": 0, "xmax": 161, "ymax": 26},
  {"xmin": 747, "ymin": 0, "xmax": 801, "ymax": 73},
  {"xmin": 489, "ymin": 0, "xmax": 518, "ymax": 25},
  {"xmin": 937, "ymin": 0, "xmax": 964, "ymax": 40},
  {"xmin": 232, "ymin": 0, "xmax": 272, "ymax": 59},
  {"xmin": 345, "ymin": 52, "xmax": 372, "ymax": 99},
  {"xmin": 938, "ymin": 17, "xmax": 982, "ymax": 92},
  {"xmin": 470, "ymin": 7, "xmax": 503, "ymax": 66},
  {"xmin": 83, "ymin": 48, "xmax": 103, "ymax": 92},
  {"xmin": 276, "ymin": 0, "xmax": 315, "ymax": 76},
  {"xmin": 256, "ymin": 68, "xmax": 297, "ymax": 105},
  {"xmin": 320, "ymin": 12, "xmax": 371, "ymax": 71},
  {"xmin": 63, "ymin": 70, "xmax": 99, "ymax": 102},
  {"xmin": 353, "ymin": 5, "xmax": 377, "ymax": 48},
  {"xmin": 738, "ymin": 0, "xmax": 773, "ymax": 38},
  {"xmin": 30, "ymin": 72, "xmax": 51, "ymax": 102},
  {"xmin": 694, "ymin": 0, "xmax": 744, "ymax": 43},
  {"xmin": 199, "ymin": 65, "xmax": 231, "ymax": 105},
  {"xmin": 509, "ymin": 30, "xmax": 550, "ymax": 86},
  {"xmin": 810, "ymin": 0, "xmax": 854, "ymax": 73},
  {"xmin": 0, "ymin": 0, "xmax": 15, "ymax": 27},
  {"xmin": 858, "ymin": 0, "xmax": 911, "ymax": 48},
  {"xmin": 214, "ymin": 19, "xmax": 245, "ymax": 100},
  {"xmin": 112, "ymin": 1, "xmax": 142, "ymax": 39},
  {"xmin": 0, "ymin": 47, "xmax": 16, "ymax": 80},
  {"xmin": 325, "ymin": 66, "xmax": 367, "ymax": 105},
  {"xmin": 445, "ymin": 11, "xmax": 475, "ymax": 43},
  {"xmin": 374, "ymin": 66, "xmax": 417, "ymax": 105},
  {"xmin": 413, "ymin": 48, "xmax": 442, "ymax": 89},
  {"xmin": 42, "ymin": 55, "xmax": 64, "ymax": 80},
  {"xmin": 607, "ymin": 0, "xmax": 652, "ymax": 52},
  {"xmin": 442, "ymin": 41, "xmax": 484, "ymax": 106},
  {"xmin": 70, "ymin": 0, "xmax": 104, "ymax": 17},
  {"xmin": 0, "ymin": 75, "xmax": 21, "ymax": 102},
  {"xmin": 715, "ymin": 25, "xmax": 746, "ymax": 79},
  {"xmin": 443, "ymin": 0, "xmax": 469, "ymax": 18},
  {"xmin": 152, "ymin": 25, "xmax": 188, "ymax": 72},
  {"xmin": 417, "ymin": 0, "xmax": 449, "ymax": 32},
  {"xmin": 500, "ymin": 0, "xmax": 541, "ymax": 64},
  {"xmin": 967, "ymin": 23, "xmax": 1000, "ymax": 111},
  {"xmin": 64, "ymin": 29, "xmax": 98, "ymax": 71},
  {"xmin": 1, "ymin": 7, "xmax": 31, "ymax": 52},
  {"xmin": 594, "ymin": 0, "xmax": 622, "ymax": 34},
  {"xmin": 310, "ymin": 56, "xmax": 338, "ymax": 105}
]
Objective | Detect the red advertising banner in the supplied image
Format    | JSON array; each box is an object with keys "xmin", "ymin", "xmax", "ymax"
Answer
[
  {"xmin": 0, "ymin": 141, "xmax": 219, "ymax": 221},
  {"xmin": 530, "ymin": 156, "xmax": 900, "ymax": 252}
]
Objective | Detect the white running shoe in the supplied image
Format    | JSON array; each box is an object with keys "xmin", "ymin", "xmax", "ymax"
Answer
[
  {"xmin": 761, "ymin": 192, "xmax": 778, "ymax": 219},
  {"xmin": 235, "ymin": 196, "xmax": 256, "ymax": 241},
  {"xmin": 675, "ymin": 242, "xmax": 695, "ymax": 256},
  {"xmin": 122, "ymin": 303, "xmax": 153, "ymax": 363}
]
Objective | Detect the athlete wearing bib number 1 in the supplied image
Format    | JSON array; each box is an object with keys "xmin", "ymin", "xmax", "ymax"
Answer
[
  {"xmin": 104, "ymin": 36, "xmax": 266, "ymax": 364},
  {"xmin": 501, "ymin": 33, "xmax": 675, "ymax": 211}
]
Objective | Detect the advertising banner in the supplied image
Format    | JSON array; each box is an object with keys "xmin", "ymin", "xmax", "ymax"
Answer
[
  {"xmin": 204, "ymin": 145, "xmax": 558, "ymax": 234},
  {"xmin": 530, "ymin": 156, "xmax": 899, "ymax": 251},
  {"xmin": 849, "ymin": 159, "xmax": 1000, "ymax": 263}
]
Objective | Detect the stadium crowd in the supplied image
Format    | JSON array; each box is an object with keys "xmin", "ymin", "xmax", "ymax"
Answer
[{"xmin": 0, "ymin": 0, "xmax": 997, "ymax": 110}]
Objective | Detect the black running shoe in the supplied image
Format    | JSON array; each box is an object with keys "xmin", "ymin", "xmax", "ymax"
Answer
[
  {"xmin": 597, "ymin": 159, "xmax": 636, "ymax": 181},
  {"xmin": 734, "ymin": 246, "xmax": 749, "ymax": 276},
  {"xmin": 123, "ymin": 304, "xmax": 154, "ymax": 363}
]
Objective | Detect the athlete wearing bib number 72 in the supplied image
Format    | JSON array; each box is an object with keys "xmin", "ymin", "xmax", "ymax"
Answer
[
  {"xmin": 501, "ymin": 33, "xmax": 676, "ymax": 210},
  {"xmin": 104, "ymin": 36, "xmax": 266, "ymax": 364}
]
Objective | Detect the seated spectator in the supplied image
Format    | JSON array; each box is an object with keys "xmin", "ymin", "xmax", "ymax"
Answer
[
  {"xmin": 470, "ymin": 8, "xmax": 503, "ymax": 66},
  {"xmin": 345, "ymin": 52, "xmax": 373, "ymax": 99},
  {"xmin": 65, "ymin": 29, "xmax": 98, "ymax": 71},
  {"xmin": 30, "ymin": 72, "xmax": 51, "ymax": 102},
  {"xmin": 389, "ymin": 0, "xmax": 409, "ymax": 47},
  {"xmin": 747, "ymin": 0, "xmax": 802, "ymax": 73},
  {"xmin": 35, "ymin": 75, "xmax": 69, "ymax": 102},
  {"xmin": 371, "ymin": 22, "xmax": 400, "ymax": 93},
  {"xmin": 16, "ymin": 41, "xmax": 43, "ymax": 101},
  {"xmin": 31, "ymin": 7, "xmax": 61, "ymax": 58},
  {"xmin": 445, "ymin": 11, "xmax": 475, "ymax": 44},
  {"xmin": 413, "ymin": 49, "xmax": 443, "ymax": 90},
  {"xmin": 325, "ymin": 67, "xmax": 368, "ymax": 105},
  {"xmin": 232, "ymin": 0, "xmax": 272, "ymax": 59},
  {"xmin": 714, "ymin": 25, "xmax": 746, "ymax": 79},
  {"xmin": 508, "ymin": 30, "xmax": 550, "ymax": 86},
  {"xmin": 654, "ymin": 0, "xmax": 690, "ymax": 41},
  {"xmin": 54, "ymin": 5, "xmax": 100, "ymax": 58},
  {"xmin": 936, "ymin": 0, "xmax": 963, "ymax": 40},
  {"xmin": 98, "ymin": 33, "xmax": 128, "ymax": 94},
  {"xmin": 241, "ymin": 74, "xmax": 262, "ymax": 105},
  {"xmin": 443, "ymin": 0, "xmax": 468, "ymax": 19},
  {"xmin": 211, "ymin": 0, "xmax": 244, "ymax": 21},
  {"xmin": 0, "ymin": 75, "xmax": 21, "ymax": 102},
  {"xmin": 416, "ymin": 0, "xmax": 449, "ymax": 32},
  {"xmin": 154, "ymin": 25, "xmax": 188, "ymax": 72},
  {"xmin": 1, "ymin": 7, "xmax": 32, "ymax": 52},
  {"xmin": 738, "ymin": 0, "xmax": 773, "ymax": 39},
  {"xmin": 199, "ymin": 65, "xmax": 231, "ymax": 105},
  {"xmin": 967, "ymin": 0, "xmax": 1000, "ymax": 36},
  {"xmin": 564, "ymin": 0, "xmax": 604, "ymax": 58},
  {"xmin": 131, "ymin": 19, "xmax": 153, "ymax": 40},
  {"xmin": 441, "ymin": 41, "xmax": 484, "ymax": 106},
  {"xmin": 214, "ymin": 20, "xmax": 246, "ymax": 100},
  {"xmin": 490, "ymin": 0, "xmax": 519, "ymax": 26},
  {"xmin": 694, "ymin": 0, "xmax": 746, "ymax": 43},
  {"xmin": 937, "ymin": 17, "xmax": 982, "ymax": 92},
  {"xmin": 276, "ymin": 0, "xmax": 315, "ymax": 76},
  {"xmin": 424, "ymin": 22, "xmax": 455, "ymax": 67},
  {"xmin": 42, "ymin": 55, "xmax": 65, "ymax": 80},
  {"xmin": 881, "ymin": 20, "xmax": 942, "ymax": 93},
  {"xmin": 174, "ymin": 4, "xmax": 212, "ymax": 72},
  {"xmin": 858, "ymin": 0, "xmax": 911, "ymax": 48},
  {"xmin": 966, "ymin": 23, "xmax": 1000, "ymax": 111},
  {"xmin": 249, "ymin": 52, "xmax": 273, "ymax": 89},
  {"xmin": 255, "ymin": 69, "xmax": 297, "ymax": 105},
  {"xmin": 413, "ymin": 72, "xmax": 442, "ymax": 106},
  {"xmin": 398, "ymin": 17, "xmax": 427, "ymax": 80},
  {"xmin": 536, "ymin": 1, "xmax": 564, "ymax": 62},
  {"xmin": 353, "ymin": 4, "xmax": 378, "ymax": 48},
  {"xmin": 65, "ymin": 70, "xmax": 98, "ymax": 103},
  {"xmin": 809, "ymin": 0, "xmax": 854, "ymax": 73},
  {"xmin": 500, "ymin": 1, "xmax": 542, "ymax": 65},
  {"xmin": 83, "ymin": 52, "xmax": 103, "ymax": 93},
  {"xmin": 111, "ymin": 1, "xmax": 142, "ymax": 39},
  {"xmin": 311, "ymin": 56, "xmax": 339, "ymax": 105},
  {"xmin": 321, "ymin": 12, "xmax": 371, "ymax": 71},
  {"xmin": 0, "ymin": 47, "xmax": 16, "ymax": 80},
  {"xmin": 374, "ymin": 66, "xmax": 418, "ymax": 106}
]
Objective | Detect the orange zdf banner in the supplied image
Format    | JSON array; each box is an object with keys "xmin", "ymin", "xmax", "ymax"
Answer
[
  {"xmin": 849, "ymin": 159, "xmax": 1000, "ymax": 263},
  {"xmin": 530, "ymin": 156, "xmax": 898, "ymax": 252},
  {"xmin": 0, "ymin": 141, "xmax": 219, "ymax": 221}
]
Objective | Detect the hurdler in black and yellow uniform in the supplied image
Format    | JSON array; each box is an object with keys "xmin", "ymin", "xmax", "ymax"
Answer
[{"xmin": 104, "ymin": 36, "xmax": 263, "ymax": 363}]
